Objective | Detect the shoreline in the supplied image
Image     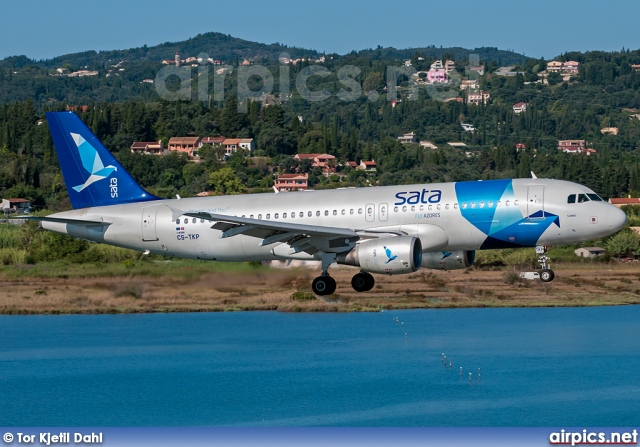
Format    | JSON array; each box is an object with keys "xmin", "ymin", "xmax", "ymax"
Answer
[{"xmin": 2, "ymin": 263, "xmax": 639, "ymax": 315}]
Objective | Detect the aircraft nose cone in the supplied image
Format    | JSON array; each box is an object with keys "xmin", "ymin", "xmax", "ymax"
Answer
[{"xmin": 608, "ymin": 206, "xmax": 627, "ymax": 233}]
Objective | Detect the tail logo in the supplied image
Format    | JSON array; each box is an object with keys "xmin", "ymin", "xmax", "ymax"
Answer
[{"xmin": 70, "ymin": 133, "xmax": 117, "ymax": 192}]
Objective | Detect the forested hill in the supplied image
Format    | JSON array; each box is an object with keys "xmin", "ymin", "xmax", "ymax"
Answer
[
  {"xmin": 356, "ymin": 46, "xmax": 527, "ymax": 66},
  {"xmin": 0, "ymin": 31, "xmax": 528, "ymax": 104},
  {"xmin": 1, "ymin": 32, "xmax": 320, "ymax": 69}
]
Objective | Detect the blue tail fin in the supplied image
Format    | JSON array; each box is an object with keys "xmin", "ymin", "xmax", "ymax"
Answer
[{"xmin": 46, "ymin": 111, "xmax": 159, "ymax": 209}]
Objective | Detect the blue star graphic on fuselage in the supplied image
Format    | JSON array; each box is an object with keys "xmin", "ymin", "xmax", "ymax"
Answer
[{"xmin": 384, "ymin": 246, "xmax": 398, "ymax": 264}]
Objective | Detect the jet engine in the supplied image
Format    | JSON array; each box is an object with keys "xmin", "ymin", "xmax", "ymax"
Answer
[
  {"xmin": 422, "ymin": 250, "xmax": 475, "ymax": 270},
  {"xmin": 336, "ymin": 236, "xmax": 422, "ymax": 275}
]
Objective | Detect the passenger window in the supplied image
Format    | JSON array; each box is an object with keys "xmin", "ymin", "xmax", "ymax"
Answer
[
  {"xmin": 350, "ymin": 209, "xmax": 354, "ymax": 215},
  {"xmin": 462, "ymin": 203, "xmax": 467, "ymax": 209},
  {"xmin": 479, "ymin": 202, "xmax": 484, "ymax": 208},
  {"xmin": 291, "ymin": 212, "xmax": 295, "ymax": 219},
  {"xmin": 358, "ymin": 208, "xmax": 363, "ymax": 214},
  {"xmin": 428, "ymin": 205, "xmax": 433, "ymax": 211},
  {"xmin": 266, "ymin": 214, "xmax": 270, "ymax": 219},
  {"xmin": 341, "ymin": 210, "xmax": 345, "ymax": 215},
  {"xmin": 201, "ymin": 219, "xmax": 205, "ymax": 223},
  {"xmin": 410, "ymin": 205, "xmax": 415, "ymax": 211},
  {"xmin": 192, "ymin": 218, "xmax": 196, "ymax": 224},
  {"xmin": 283, "ymin": 213, "xmax": 287, "ymax": 218},
  {"xmin": 454, "ymin": 203, "xmax": 459, "ymax": 209},
  {"xmin": 394, "ymin": 206, "xmax": 399, "ymax": 212},
  {"xmin": 419, "ymin": 205, "xmax": 424, "ymax": 211},
  {"xmin": 437, "ymin": 204, "xmax": 441, "ymax": 210},
  {"xmin": 325, "ymin": 210, "xmax": 329, "ymax": 216},
  {"xmin": 308, "ymin": 211, "xmax": 312, "ymax": 217},
  {"xmin": 176, "ymin": 218, "xmax": 180, "ymax": 224},
  {"xmin": 250, "ymin": 214, "xmax": 254, "ymax": 219},
  {"xmin": 578, "ymin": 194, "xmax": 590, "ymax": 203},
  {"xmin": 471, "ymin": 202, "xmax": 476, "ymax": 209},
  {"xmin": 445, "ymin": 204, "xmax": 450, "ymax": 210},
  {"xmin": 275, "ymin": 213, "xmax": 279, "ymax": 219},
  {"xmin": 367, "ymin": 207, "xmax": 372, "ymax": 214},
  {"xmin": 184, "ymin": 219, "xmax": 188, "ymax": 225},
  {"xmin": 299, "ymin": 212, "xmax": 304, "ymax": 218},
  {"xmin": 258, "ymin": 214, "xmax": 262, "ymax": 219},
  {"xmin": 488, "ymin": 201, "xmax": 493, "ymax": 208},
  {"xmin": 505, "ymin": 200, "xmax": 510, "ymax": 206},
  {"xmin": 316, "ymin": 211, "xmax": 320, "ymax": 217},
  {"xmin": 333, "ymin": 210, "xmax": 337, "ymax": 216}
]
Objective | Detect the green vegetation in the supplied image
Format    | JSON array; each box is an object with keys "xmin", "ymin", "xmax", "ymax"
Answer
[{"xmin": 0, "ymin": 36, "xmax": 639, "ymax": 266}]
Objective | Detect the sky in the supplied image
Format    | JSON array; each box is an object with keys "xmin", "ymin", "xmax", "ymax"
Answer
[{"xmin": 1, "ymin": 0, "xmax": 639, "ymax": 61}]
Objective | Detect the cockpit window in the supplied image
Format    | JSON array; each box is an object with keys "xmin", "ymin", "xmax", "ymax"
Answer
[
  {"xmin": 567, "ymin": 194, "xmax": 576, "ymax": 204},
  {"xmin": 587, "ymin": 194, "xmax": 603, "ymax": 202},
  {"xmin": 578, "ymin": 194, "xmax": 590, "ymax": 203}
]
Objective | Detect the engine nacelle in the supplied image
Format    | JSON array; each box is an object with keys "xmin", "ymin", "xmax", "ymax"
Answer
[
  {"xmin": 336, "ymin": 236, "xmax": 422, "ymax": 275},
  {"xmin": 422, "ymin": 250, "xmax": 476, "ymax": 270}
]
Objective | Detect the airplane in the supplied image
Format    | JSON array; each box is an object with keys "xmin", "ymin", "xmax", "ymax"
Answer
[{"xmin": 29, "ymin": 111, "xmax": 627, "ymax": 295}]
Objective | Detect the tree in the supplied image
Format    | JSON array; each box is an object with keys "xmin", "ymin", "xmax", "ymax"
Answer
[
  {"xmin": 605, "ymin": 230, "xmax": 640, "ymax": 258},
  {"xmin": 547, "ymin": 72, "xmax": 562, "ymax": 86},
  {"xmin": 208, "ymin": 167, "xmax": 245, "ymax": 195}
]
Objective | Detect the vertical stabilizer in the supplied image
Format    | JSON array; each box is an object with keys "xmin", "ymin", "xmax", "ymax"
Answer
[{"xmin": 46, "ymin": 111, "xmax": 159, "ymax": 209}]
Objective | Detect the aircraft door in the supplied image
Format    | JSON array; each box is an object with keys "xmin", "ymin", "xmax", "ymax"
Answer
[
  {"xmin": 527, "ymin": 186, "xmax": 545, "ymax": 219},
  {"xmin": 379, "ymin": 203, "xmax": 388, "ymax": 222},
  {"xmin": 141, "ymin": 205, "xmax": 161, "ymax": 241},
  {"xmin": 365, "ymin": 203, "xmax": 375, "ymax": 222}
]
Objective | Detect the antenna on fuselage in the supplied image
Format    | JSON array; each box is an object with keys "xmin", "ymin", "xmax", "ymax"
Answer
[{"xmin": 531, "ymin": 171, "xmax": 538, "ymax": 179}]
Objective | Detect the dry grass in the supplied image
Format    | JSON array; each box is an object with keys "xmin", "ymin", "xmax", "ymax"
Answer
[{"xmin": 1, "ymin": 263, "xmax": 640, "ymax": 314}]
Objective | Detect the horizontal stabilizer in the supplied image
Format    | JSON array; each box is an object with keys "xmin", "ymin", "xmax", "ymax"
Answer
[{"xmin": 23, "ymin": 216, "xmax": 111, "ymax": 227}]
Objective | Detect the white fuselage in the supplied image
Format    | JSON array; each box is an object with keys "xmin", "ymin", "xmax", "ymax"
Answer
[{"xmin": 42, "ymin": 178, "xmax": 627, "ymax": 263}]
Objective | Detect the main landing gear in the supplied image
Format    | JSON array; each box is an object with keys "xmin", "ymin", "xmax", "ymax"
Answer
[
  {"xmin": 351, "ymin": 271, "xmax": 375, "ymax": 292},
  {"xmin": 519, "ymin": 245, "xmax": 555, "ymax": 282},
  {"xmin": 310, "ymin": 254, "xmax": 377, "ymax": 295},
  {"xmin": 311, "ymin": 271, "xmax": 376, "ymax": 295}
]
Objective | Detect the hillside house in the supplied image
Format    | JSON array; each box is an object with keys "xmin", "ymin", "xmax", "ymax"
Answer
[
  {"xmin": 562, "ymin": 61, "xmax": 580, "ymax": 73},
  {"xmin": 168, "ymin": 137, "xmax": 201, "ymax": 157},
  {"xmin": 513, "ymin": 102, "xmax": 527, "ymax": 114},
  {"xmin": 1, "ymin": 198, "xmax": 30, "ymax": 213},
  {"xmin": 467, "ymin": 91, "xmax": 490, "ymax": 105},
  {"xmin": 359, "ymin": 160, "xmax": 377, "ymax": 171},
  {"xmin": 130, "ymin": 141, "xmax": 164, "ymax": 155},
  {"xmin": 397, "ymin": 132, "xmax": 418, "ymax": 144},
  {"xmin": 294, "ymin": 154, "xmax": 336, "ymax": 172},
  {"xmin": 274, "ymin": 173, "xmax": 309, "ymax": 192},
  {"xmin": 547, "ymin": 61, "xmax": 563, "ymax": 72}
]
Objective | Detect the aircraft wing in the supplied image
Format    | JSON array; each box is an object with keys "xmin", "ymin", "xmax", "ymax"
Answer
[{"xmin": 175, "ymin": 210, "xmax": 362, "ymax": 255}]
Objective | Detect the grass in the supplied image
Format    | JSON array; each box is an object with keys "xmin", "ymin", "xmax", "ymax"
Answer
[
  {"xmin": 0, "ymin": 255, "xmax": 639, "ymax": 314},
  {"xmin": 0, "ymin": 258, "xmax": 269, "ymax": 280}
]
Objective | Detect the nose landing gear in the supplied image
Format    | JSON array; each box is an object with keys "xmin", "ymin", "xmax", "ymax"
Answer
[{"xmin": 519, "ymin": 245, "xmax": 555, "ymax": 282}]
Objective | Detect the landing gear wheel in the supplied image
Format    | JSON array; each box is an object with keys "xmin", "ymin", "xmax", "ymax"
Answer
[
  {"xmin": 312, "ymin": 276, "xmax": 337, "ymax": 296},
  {"xmin": 540, "ymin": 269, "xmax": 555, "ymax": 282},
  {"xmin": 351, "ymin": 272, "xmax": 375, "ymax": 292}
]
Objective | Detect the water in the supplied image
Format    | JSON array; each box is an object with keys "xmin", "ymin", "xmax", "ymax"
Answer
[{"xmin": 0, "ymin": 307, "xmax": 639, "ymax": 426}]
